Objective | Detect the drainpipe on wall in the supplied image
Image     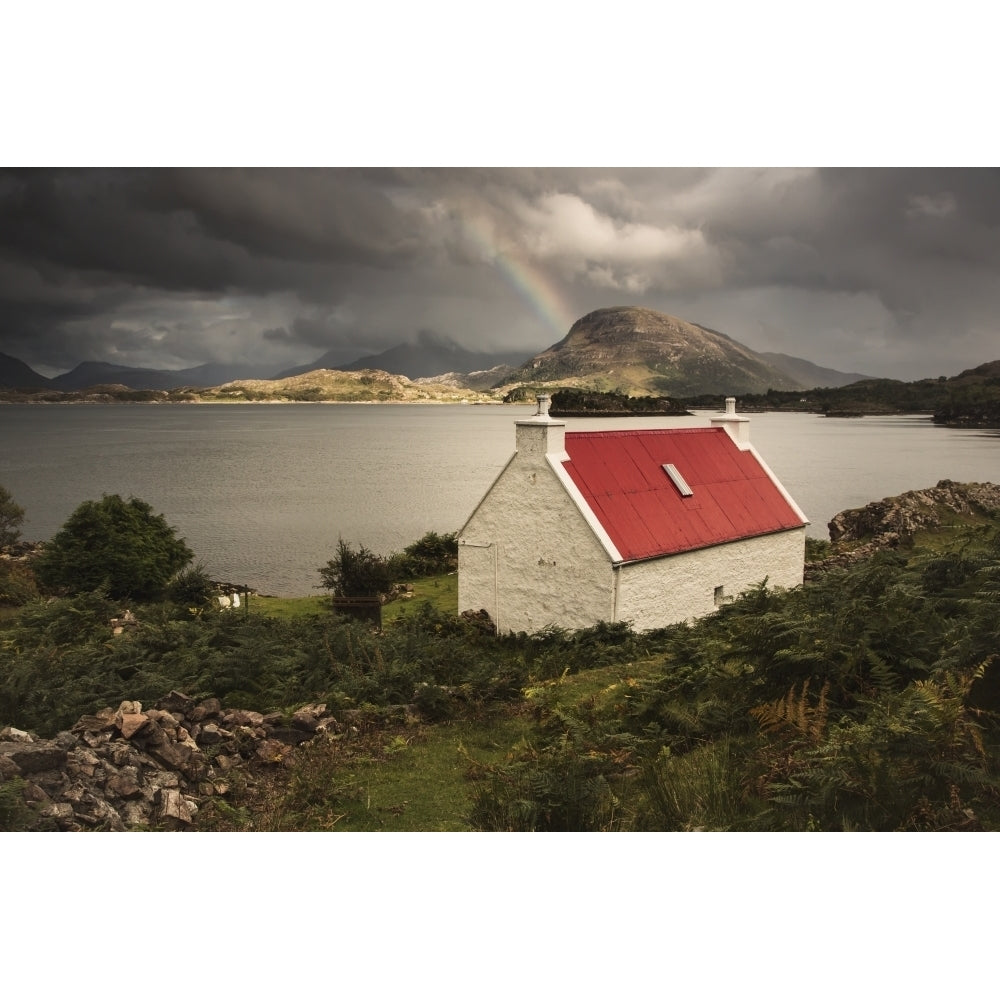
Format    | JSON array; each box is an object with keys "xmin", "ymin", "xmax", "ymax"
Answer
[{"xmin": 459, "ymin": 539, "xmax": 499, "ymax": 634}]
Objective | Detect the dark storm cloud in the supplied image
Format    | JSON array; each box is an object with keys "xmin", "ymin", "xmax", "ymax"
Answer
[
  {"xmin": 709, "ymin": 169, "xmax": 1000, "ymax": 299},
  {"xmin": 0, "ymin": 168, "xmax": 428, "ymax": 370},
  {"xmin": 1, "ymin": 167, "xmax": 998, "ymax": 379},
  {"xmin": 141, "ymin": 169, "xmax": 423, "ymax": 268},
  {"xmin": 0, "ymin": 169, "xmax": 409, "ymax": 299},
  {"xmin": 261, "ymin": 314, "xmax": 399, "ymax": 362}
]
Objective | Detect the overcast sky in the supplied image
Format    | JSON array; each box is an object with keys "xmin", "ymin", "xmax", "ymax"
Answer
[
  {"xmin": 1, "ymin": 167, "xmax": 998, "ymax": 381},
  {"xmin": 3, "ymin": 7, "xmax": 997, "ymax": 385}
]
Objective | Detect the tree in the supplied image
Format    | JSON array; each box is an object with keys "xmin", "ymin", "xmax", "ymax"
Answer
[
  {"xmin": 397, "ymin": 530, "xmax": 458, "ymax": 578},
  {"xmin": 34, "ymin": 494, "xmax": 194, "ymax": 600},
  {"xmin": 0, "ymin": 485, "xmax": 25, "ymax": 548}
]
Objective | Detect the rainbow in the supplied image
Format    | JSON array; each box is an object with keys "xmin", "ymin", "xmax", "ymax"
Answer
[{"xmin": 462, "ymin": 216, "xmax": 577, "ymax": 340}]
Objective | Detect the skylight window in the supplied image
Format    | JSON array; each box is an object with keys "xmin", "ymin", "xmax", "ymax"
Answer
[{"xmin": 662, "ymin": 463, "xmax": 694, "ymax": 497}]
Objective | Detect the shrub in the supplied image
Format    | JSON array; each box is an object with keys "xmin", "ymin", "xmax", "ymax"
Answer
[
  {"xmin": 638, "ymin": 739, "xmax": 769, "ymax": 831},
  {"xmin": 0, "ymin": 485, "xmax": 25, "ymax": 548},
  {"xmin": 412, "ymin": 682, "xmax": 454, "ymax": 722},
  {"xmin": 0, "ymin": 778, "xmax": 52, "ymax": 832},
  {"xmin": 396, "ymin": 531, "xmax": 457, "ymax": 578},
  {"xmin": 34, "ymin": 494, "xmax": 193, "ymax": 601},
  {"xmin": 318, "ymin": 537, "xmax": 399, "ymax": 598},
  {"xmin": 0, "ymin": 560, "xmax": 39, "ymax": 607},
  {"xmin": 318, "ymin": 531, "xmax": 457, "ymax": 600},
  {"xmin": 272, "ymin": 737, "xmax": 362, "ymax": 828},
  {"xmin": 467, "ymin": 741, "xmax": 625, "ymax": 831},
  {"xmin": 166, "ymin": 563, "xmax": 217, "ymax": 608},
  {"xmin": 805, "ymin": 536, "xmax": 832, "ymax": 561}
]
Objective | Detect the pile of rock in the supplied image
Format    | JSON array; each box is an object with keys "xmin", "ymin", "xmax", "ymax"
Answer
[
  {"xmin": 0, "ymin": 692, "xmax": 339, "ymax": 831},
  {"xmin": 0, "ymin": 540, "xmax": 43, "ymax": 562}
]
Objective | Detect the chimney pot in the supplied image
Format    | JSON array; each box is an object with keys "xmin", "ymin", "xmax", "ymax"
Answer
[
  {"xmin": 711, "ymin": 395, "xmax": 750, "ymax": 447},
  {"xmin": 516, "ymin": 393, "xmax": 565, "ymax": 455}
]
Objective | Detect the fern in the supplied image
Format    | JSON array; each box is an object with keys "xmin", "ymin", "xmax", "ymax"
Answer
[{"xmin": 750, "ymin": 679, "xmax": 830, "ymax": 743}]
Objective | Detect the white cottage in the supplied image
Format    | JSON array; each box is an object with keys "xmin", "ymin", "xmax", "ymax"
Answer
[{"xmin": 458, "ymin": 396, "xmax": 808, "ymax": 634}]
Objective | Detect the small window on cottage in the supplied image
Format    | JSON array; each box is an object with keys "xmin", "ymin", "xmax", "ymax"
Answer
[
  {"xmin": 662, "ymin": 463, "xmax": 694, "ymax": 497},
  {"xmin": 714, "ymin": 585, "xmax": 725, "ymax": 607}
]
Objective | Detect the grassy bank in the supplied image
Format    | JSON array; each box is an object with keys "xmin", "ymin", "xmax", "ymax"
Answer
[{"xmin": 251, "ymin": 573, "xmax": 457, "ymax": 622}]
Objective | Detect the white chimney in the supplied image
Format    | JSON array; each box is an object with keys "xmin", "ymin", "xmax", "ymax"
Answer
[
  {"xmin": 711, "ymin": 395, "xmax": 751, "ymax": 447},
  {"xmin": 515, "ymin": 393, "xmax": 566, "ymax": 458}
]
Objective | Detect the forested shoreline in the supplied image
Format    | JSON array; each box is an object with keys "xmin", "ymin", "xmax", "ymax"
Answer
[{"xmin": 677, "ymin": 360, "xmax": 1000, "ymax": 426}]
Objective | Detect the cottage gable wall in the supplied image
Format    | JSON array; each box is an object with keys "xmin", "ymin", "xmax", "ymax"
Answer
[{"xmin": 458, "ymin": 427, "xmax": 613, "ymax": 634}]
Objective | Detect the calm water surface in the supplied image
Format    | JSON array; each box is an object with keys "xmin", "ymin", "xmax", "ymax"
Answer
[{"xmin": 2, "ymin": 403, "xmax": 998, "ymax": 595}]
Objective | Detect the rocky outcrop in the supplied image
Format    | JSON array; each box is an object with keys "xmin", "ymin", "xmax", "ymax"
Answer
[
  {"xmin": 829, "ymin": 480, "xmax": 1000, "ymax": 543},
  {"xmin": 0, "ymin": 693, "xmax": 341, "ymax": 831},
  {"xmin": 807, "ymin": 480, "xmax": 1000, "ymax": 578}
]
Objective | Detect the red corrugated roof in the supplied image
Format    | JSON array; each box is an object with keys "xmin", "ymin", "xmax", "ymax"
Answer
[{"xmin": 562, "ymin": 427, "xmax": 806, "ymax": 562}]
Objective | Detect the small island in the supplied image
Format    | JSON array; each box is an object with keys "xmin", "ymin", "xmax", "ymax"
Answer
[{"xmin": 545, "ymin": 388, "xmax": 691, "ymax": 417}]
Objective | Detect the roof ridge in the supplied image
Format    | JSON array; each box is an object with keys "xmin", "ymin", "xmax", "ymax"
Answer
[{"xmin": 565, "ymin": 426, "xmax": 723, "ymax": 439}]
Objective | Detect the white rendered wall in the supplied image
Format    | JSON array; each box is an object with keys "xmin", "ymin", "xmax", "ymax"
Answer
[
  {"xmin": 458, "ymin": 421, "xmax": 614, "ymax": 634},
  {"xmin": 616, "ymin": 526, "xmax": 807, "ymax": 631}
]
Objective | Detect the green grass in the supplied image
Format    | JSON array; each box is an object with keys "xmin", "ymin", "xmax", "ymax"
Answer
[
  {"xmin": 328, "ymin": 714, "xmax": 532, "ymax": 831},
  {"xmin": 249, "ymin": 594, "xmax": 328, "ymax": 620},
  {"xmin": 910, "ymin": 510, "xmax": 998, "ymax": 553},
  {"xmin": 282, "ymin": 662, "xmax": 653, "ymax": 833},
  {"xmin": 250, "ymin": 573, "xmax": 458, "ymax": 623},
  {"xmin": 383, "ymin": 573, "xmax": 457, "ymax": 623}
]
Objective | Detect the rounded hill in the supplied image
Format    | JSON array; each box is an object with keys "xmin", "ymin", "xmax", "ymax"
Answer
[{"xmin": 501, "ymin": 306, "xmax": 804, "ymax": 396}]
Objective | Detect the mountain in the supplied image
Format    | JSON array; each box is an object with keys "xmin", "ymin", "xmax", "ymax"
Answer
[
  {"xmin": 278, "ymin": 332, "xmax": 533, "ymax": 381},
  {"xmin": 757, "ymin": 352, "xmax": 875, "ymax": 389},
  {"xmin": 0, "ymin": 352, "xmax": 51, "ymax": 389},
  {"xmin": 49, "ymin": 361, "xmax": 279, "ymax": 391},
  {"xmin": 498, "ymin": 306, "xmax": 807, "ymax": 396}
]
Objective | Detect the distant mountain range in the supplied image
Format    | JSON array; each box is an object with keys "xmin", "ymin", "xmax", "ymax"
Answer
[
  {"xmin": 0, "ymin": 354, "xmax": 278, "ymax": 391},
  {"xmin": 2, "ymin": 308, "xmax": 876, "ymax": 396},
  {"xmin": 276, "ymin": 331, "xmax": 530, "ymax": 381}
]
